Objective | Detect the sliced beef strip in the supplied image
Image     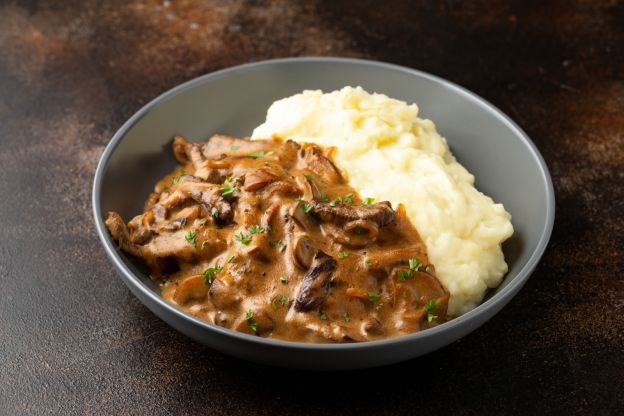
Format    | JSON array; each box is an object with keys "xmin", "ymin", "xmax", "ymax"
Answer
[{"xmin": 309, "ymin": 200, "xmax": 395, "ymax": 227}]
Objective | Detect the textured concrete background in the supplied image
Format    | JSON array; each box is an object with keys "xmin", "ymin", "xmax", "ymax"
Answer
[{"xmin": 1, "ymin": 0, "xmax": 622, "ymax": 414}]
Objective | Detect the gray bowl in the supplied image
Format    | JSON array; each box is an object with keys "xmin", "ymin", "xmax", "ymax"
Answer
[{"xmin": 93, "ymin": 57, "xmax": 555, "ymax": 370}]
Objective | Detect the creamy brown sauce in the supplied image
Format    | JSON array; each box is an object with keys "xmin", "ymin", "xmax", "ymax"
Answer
[{"xmin": 105, "ymin": 135, "xmax": 449, "ymax": 343}]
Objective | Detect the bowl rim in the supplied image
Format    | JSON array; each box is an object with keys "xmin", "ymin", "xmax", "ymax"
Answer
[{"xmin": 93, "ymin": 56, "xmax": 555, "ymax": 351}]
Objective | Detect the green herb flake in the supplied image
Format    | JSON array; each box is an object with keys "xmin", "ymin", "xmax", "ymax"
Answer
[
  {"xmin": 184, "ymin": 230, "xmax": 197, "ymax": 246},
  {"xmin": 409, "ymin": 258, "xmax": 421, "ymax": 271},
  {"xmin": 321, "ymin": 193, "xmax": 329, "ymax": 203},
  {"xmin": 172, "ymin": 168, "xmax": 185, "ymax": 185},
  {"xmin": 424, "ymin": 299, "xmax": 440, "ymax": 322},
  {"xmin": 320, "ymin": 310, "xmax": 328, "ymax": 321},
  {"xmin": 201, "ymin": 240, "xmax": 209, "ymax": 250},
  {"xmin": 364, "ymin": 197, "xmax": 375, "ymax": 205},
  {"xmin": 279, "ymin": 276, "xmax": 288, "ymax": 284},
  {"xmin": 329, "ymin": 196, "xmax": 343, "ymax": 207},
  {"xmin": 365, "ymin": 258, "xmax": 373, "ymax": 269},
  {"xmin": 220, "ymin": 183, "xmax": 237, "ymax": 198},
  {"xmin": 376, "ymin": 302, "xmax": 384, "ymax": 311},
  {"xmin": 301, "ymin": 202, "xmax": 313, "ymax": 214},
  {"xmin": 368, "ymin": 291, "xmax": 381, "ymax": 302},
  {"xmin": 248, "ymin": 224, "xmax": 265, "ymax": 234},
  {"xmin": 343, "ymin": 312, "xmax": 350, "ymax": 322},
  {"xmin": 344, "ymin": 193, "xmax": 353, "ymax": 203},
  {"xmin": 344, "ymin": 236, "xmax": 351, "ymax": 243},
  {"xmin": 276, "ymin": 240, "xmax": 284, "ymax": 251},
  {"xmin": 338, "ymin": 251, "xmax": 348, "ymax": 259},
  {"xmin": 211, "ymin": 207, "xmax": 219, "ymax": 217},
  {"xmin": 202, "ymin": 263, "xmax": 222, "ymax": 285},
  {"xmin": 304, "ymin": 173, "xmax": 315, "ymax": 181},
  {"xmin": 425, "ymin": 266, "xmax": 431, "ymax": 273},
  {"xmin": 235, "ymin": 232, "xmax": 252, "ymax": 245},
  {"xmin": 354, "ymin": 227, "xmax": 365, "ymax": 235},
  {"xmin": 397, "ymin": 269, "xmax": 414, "ymax": 281},
  {"xmin": 227, "ymin": 255, "xmax": 235, "ymax": 263},
  {"xmin": 244, "ymin": 310, "xmax": 258, "ymax": 332},
  {"xmin": 247, "ymin": 150, "xmax": 274, "ymax": 158},
  {"xmin": 278, "ymin": 294, "xmax": 288, "ymax": 305}
]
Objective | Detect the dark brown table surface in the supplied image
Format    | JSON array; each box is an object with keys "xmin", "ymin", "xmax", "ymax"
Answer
[{"xmin": 1, "ymin": 1, "xmax": 623, "ymax": 414}]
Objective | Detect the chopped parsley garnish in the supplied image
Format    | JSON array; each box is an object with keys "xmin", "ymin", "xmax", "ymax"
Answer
[
  {"xmin": 365, "ymin": 258, "xmax": 373, "ymax": 269},
  {"xmin": 276, "ymin": 240, "xmax": 284, "ymax": 251},
  {"xmin": 338, "ymin": 251, "xmax": 348, "ymax": 259},
  {"xmin": 425, "ymin": 266, "xmax": 431, "ymax": 273},
  {"xmin": 320, "ymin": 310, "xmax": 328, "ymax": 321},
  {"xmin": 235, "ymin": 232, "xmax": 252, "ymax": 245},
  {"xmin": 210, "ymin": 207, "xmax": 219, "ymax": 217},
  {"xmin": 172, "ymin": 168, "xmax": 185, "ymax": 185},
  {"xmin": 329, "ymin": 196, "xmax": 343, "ymax": 207},
  {"xmin": 184, "ymin": 230, "xmax": 197, "ymax": 246},
  {"xmin": 344, "ymin": 193, "xmax": 353, "ymax": 203},
  {"xmin": 279, "ymin": 276, "xmax": 288, "ymax": 284},
  {"xmin": 397, "ymin": 269, "xmax": 414, "ymax": 281},
  {"xmin": 368, "ymin": 291, "xmax": 381, "ymax": 302},
  {"xmin": 248, "ymin": 224, "xmax": 265, "ymax": 234},
  {"xmin": 409, "ymin": 258, "xmax": 421, "ymax": 271},
  {"xmin": 354, "ymin": 227, "xmax": 365, "ymax": 235},
  {"xmin": 300, "ymin": 202, "xmax": 313, "ymax": 214},
  {"xmin": 202, "ymin": 264, "xmax": 222, "ymax": 285},
  {"xmin": 244, "ymin": 310, "xmax": 258, "ymax": 332},
  {"xmin": 364, "ymin": 197, "xmax": 375, "ymax": 205},
  {"xmin": 398, "ymin": 259, "xmax": 421, "ymax": 281},
  {"xmin": 220, "ymin": 183, "xmax": 237, "ymax": 198},
  {"xmin": 230, "ymin": 145, "xmax": 240, "ymax": 151},
  {"xmin": 227, "ymin": 255, "xmax": 235, "ymax": 263},
  {"xmin": 247, "ymin": 150, "xmax": 274, "ymax": 158},
  {"xmin": 201, "ymin": 240, "xmax": 209, "ymax": 250},
  {"xmin": 304, "ymin": 173, "xmax": 315, "ymax": 180},
  {"xmin": 343, "ymin": 312, "xmax": 350, "ymax": 322},
  {"xmin": 424, "ymin": 299, "xmax": 440, "ymax": 322},
  {"xmin": 271, "ymin": 294, "xmax": 288, "ymax": 310},
  {"xmin": 344, "ymin": 236, "xmax": 351, "ymax": 243},
  {"xmin": 225, "ymin": 176, "xmax": 241, "ymax": 183}
]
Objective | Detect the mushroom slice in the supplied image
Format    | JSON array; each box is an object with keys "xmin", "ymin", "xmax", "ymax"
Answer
[
  {"xmin": 292, "ymin": 235, "xmax": 317, "ymax": 269},
  {"xmin": 172, "ymin": 135, "xmax": 190, "ymax": 164},
  {"xmin": 295, "ymin": 144, "xmax": 343, "ymax": 184},
  {"xmin": 172, "ymin": 274, "xmax": 208, "ymax": 305},
  {"xmin": 320, "ymin": 219, "xmax": 380, "ymax": 247},
  {"xmin": 342, "ymin": 220, "xmax": 379, "ymax": 246},
  {"xmin": 294, "ymin": 250, "xmax": 337, "ymax": 312}
]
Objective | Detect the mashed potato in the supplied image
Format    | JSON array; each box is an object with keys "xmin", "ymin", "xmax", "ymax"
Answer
[{"xmin": 252, "ymin": 86, "xmax": 514, "ymax": 316}]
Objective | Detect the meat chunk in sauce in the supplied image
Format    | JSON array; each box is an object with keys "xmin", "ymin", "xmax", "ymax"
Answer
[{"xmin": 105, "ymin": 135, "xmax": 450, "ymax": 343}]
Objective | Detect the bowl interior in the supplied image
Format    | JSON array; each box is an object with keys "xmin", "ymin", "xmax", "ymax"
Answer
[{"xmin": 98, "ymin": 58, "xmax": 552, "ymax": 313}]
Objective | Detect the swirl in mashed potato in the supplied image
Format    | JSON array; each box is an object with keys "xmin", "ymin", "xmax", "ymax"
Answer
[{"xmin": 252, "ymin": 86, "xmax": 514, "ymax": 316}]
